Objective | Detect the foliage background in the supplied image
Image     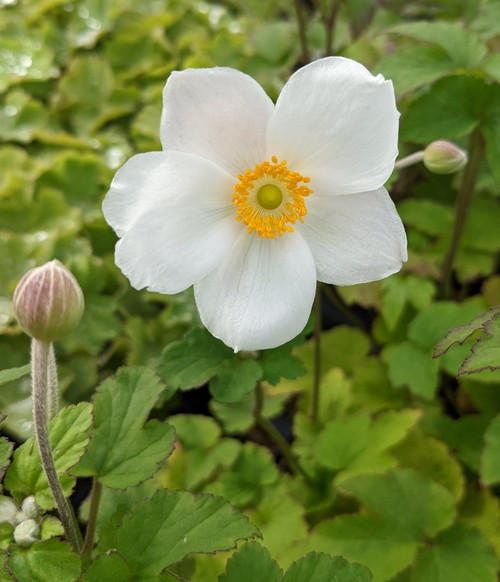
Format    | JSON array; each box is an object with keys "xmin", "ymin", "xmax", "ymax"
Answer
[{"xmin": 0, "ymin": 0, "xmax": 500, "ymax": 580}]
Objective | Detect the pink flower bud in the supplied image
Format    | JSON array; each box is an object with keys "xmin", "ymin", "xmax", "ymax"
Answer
[
  {"xmin": 423, "ymin": 140, "xmax": 468, "ymax": 175},
  {"xmin": 13, "ymin": 260, "xmax": 84, "ymax": 342}
]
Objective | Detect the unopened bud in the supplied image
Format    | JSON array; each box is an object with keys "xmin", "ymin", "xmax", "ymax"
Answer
[
  {"xmin": 20, "ymin": 496, "xmax": 40, "ymax": 520},
  {"xmin": 0, "ymin": 497, "xmax": 19, "ymax": 525},
  {"xmin": 13, "ymin": 260, "xmax": 84, "ymax": 342},
  {"xmin": 423, "ymin": 140, "xmax": 468, "ymax": 174},
  {"xmin": 13, "ymin": 518, "xmax": 40, "ymax": 547}
]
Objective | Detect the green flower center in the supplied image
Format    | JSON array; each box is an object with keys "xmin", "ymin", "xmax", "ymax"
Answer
[{"xmin": 256, "ymin": 184, "xmax": 283, "ymax": 210}]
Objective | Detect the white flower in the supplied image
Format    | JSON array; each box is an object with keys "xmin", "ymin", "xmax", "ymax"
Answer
[{"xmin": 103, "ymin": 57, "xmax": 407, "ymax": 351}]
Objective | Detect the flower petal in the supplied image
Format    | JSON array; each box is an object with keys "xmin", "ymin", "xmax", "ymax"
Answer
[
  {"xmin": 298, "ymin": 187, "xmax": 407, "ymax": 285},
  {"xmin": 160, "ymin": 67, "xmax": 275, "ymax": 177},
  {"xmin": 266, "ymin": 57, "xmax": 399, "ymax": 195},
  {"xmin": 103, "ymin": 151, "xmax": 240, "ymax": 294},
  {"xmin": 194, "ymin": 231, "xmax": 317, "ymax": 351}
]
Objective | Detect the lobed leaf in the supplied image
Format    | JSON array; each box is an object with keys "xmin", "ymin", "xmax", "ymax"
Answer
[
  {"xmin": 73, "ymin": 367, "xmax": 175, "ymax": 489},
  {"xmin": 158, "ymin": 328, "xmax": 233, "ymax": 391},
  {"xmin": 460, "ymin": 312, "xmax": 500, "ymax": 375},
  {"xmin": 6, "ymin": 539, "xmax": 81, "ymax": 582},
  {"xmin": 433, "ymin": 306, "xmax": 500, "ymax": 358},
  {"xmin": 4, "ymin": 403, "xmax": 92, "ymax": 508},
  {"xmin": 116, "ymin": 489, "xmax": 260, "ymax": 578}
]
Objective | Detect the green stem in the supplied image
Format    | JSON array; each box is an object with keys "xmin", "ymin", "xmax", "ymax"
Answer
[
  {"xmin": 82, "ymin": 477, "xmax": 102, "ymax": 558},
  {"xmin": 311, "ymin": 287, "xmax": 322, "ymax": 423},
  {"xmin": 31, "ymin": 339, "xmax": 83, "ymax": 553},
  {"xmin": 394, "ymin": 151, "xmax": 425, "ymax": 171},
  {"xmin": 254, "ymin": 383, "xmax": 312, "ymax": 483},
  {"xmin": 324, "ymin": 0, "xmax": 342, "ymax": 56},
  {"xmin": 46, "ymin": 344, "xmax": 59, "ymax": 421},
  {"xmin": 320, "ymin": 283, "xmax": 371, "ymax": 335},
  {"xmin": 439, "ymin": 129, "xmax": 484, "ymax": 299},
  {"xmin": 294, "ymin": 0, "xmax": 310, "ymax": 63}
]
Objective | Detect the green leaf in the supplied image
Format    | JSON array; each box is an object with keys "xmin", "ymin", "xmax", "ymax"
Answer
[
  {"xmin": 116, "ymin": 489, "xmax": 259, "ymax": 579},
  {"xmin": 412, "ymin": 523, "xmax": 498, "ymax": 582},
  {"xmin": 433, "ymin": 306, "xmax": 500, "ymax": 358},
  {"xmin": 73, "ymin": 367, "xmax": 175, "ymax": 488},
  {"xmin": 390, "ymin": 22, "xmax": 487, "ymax": 68},
  {"xmin": 375, "ymin": 45, "xmax": 456, "ymax": 96},
  {"xmin": 6, "ymin": 539, "xmax": 81, "ymax": 582},
  {"xmin": 384, "ymin": 342, "xmax": 440, "ymax": 399},
  {"xmin": 249, "ymin": 492, "xmax": 308, "ymax": 557},
  {"xmin": 481, "ymin": 414, "xmax": 500, "ymax": 485},
  {"xmin": 219, "ymin": 542, "xmax": 283, "ymax": 582},
  {"xmin": 283, "ymin": 469, "xmax": 455, "ymax": 582},
  {"xmin": 158, "ymin": 328, "xmax": 233, "ymax": 390},
  {"xmin": 282, "ymin": 515, "xmax": 415, "ymax": 582},
  {"xmin": 401, "ymin": 76, "xmax": 492, "ymax": 144},
  {"xmin": 391, "ymin": 430, "xmax": 465, "ymax": 502},
  {"xmin": 209, "ymin": 359, "xmax": 263, "ymax": 403},
  {"xmin": 460, "ymin": 312, "xmax": 500, "ymax": 374},
  {"xmin": 206, "ymin": 442, "xmax": 279, "ymax": 508},
  {"xmin": 0, "ymin": 437, "xmax": 13, "ymax": 493},
  {"xmin": 0, "ymin": 365, "xmax": 30, "ymax": 387},
  {"xmin": 83, "ymin": 553, "xmax": 131, "ymax": 582},
  {"xmin": 409, "ymin": 298, "xmax": 488, "ymax": 351},
  {"xmin": 341, "ymin": 468, "xmax": 456, "ymax": 538},
  {"xmin": 283, "ymin": 553, "xmax": 372, "ymax": 582},
  {"xmin": 397, "ymin": 199, "xmax": 453, "ymax": 237},
  {"xmin": 315, "ymin": 410, "xmax": 420, "ymax": 483},
  {"xmin": 4, "ymin": 403, "xmax": 93, "ymax": 508}
]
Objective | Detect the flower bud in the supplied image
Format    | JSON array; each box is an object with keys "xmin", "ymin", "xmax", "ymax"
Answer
[
  {"xmin": 0, "ymin": 497, "xmax": 19, "ymax": 525},
  {"xmin": 20, "ymin": 496, "xmax": 40, "ymax": 520},
  {"xmin": 13, "ymin": 518, "xmax": 40, "ymax": 547},
  {"xmin": 423, "ymin": 140, "xmax": 468, "ymax": 174},
  {"xmin": 13, "ymin": 260, "xmax": 84, "ymax": 342}
]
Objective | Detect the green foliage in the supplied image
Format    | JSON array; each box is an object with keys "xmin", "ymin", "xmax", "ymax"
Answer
[
  {"xmin": 115, "ymin": 489, "xmax": 259, "ymax": 579},
  {"xmin": 1, "ymin": 0, "xmax": 500, "ymax": 579},
  {"xmin": 6, "ymin": 539, "xmax": 81, "ymax": 582},
  {"xmin": 219, "ymin": 542, "xmax": 372, "ymax": 582},
  {"xmin": 73, "ymin": 367, "xmax": 175, "ymax": 488},
  {"xmin": 4, "ymin": 403, "xmax": 92, "ymax": 508}
]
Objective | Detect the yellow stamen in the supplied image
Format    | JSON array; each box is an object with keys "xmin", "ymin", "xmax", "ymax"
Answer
[{"xmin": 232, "ymin": 156, "xmax": 312, "ymax": 239}]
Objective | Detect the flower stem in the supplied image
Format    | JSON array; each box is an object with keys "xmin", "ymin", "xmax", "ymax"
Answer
[
  {"xmin": 393, "ymin": 151, "xmax": 425, "ymax": 170},
  {"xmin": 254, "ymin": 383, "xmax": 312, "ymax": 482},
  {"xmin": 82, "ymin": 477, "xmax": 102, "ymax": 558},
  {"xmin": 324, "ymin": 0, "xmax": 342, "ymax": 56},
  {"xmin": 294, "ymin": 0, "xmax": 310, "ymax": 63},
  {"xmin": 31, "ymin": 339, "xmax": 83, "ymax": 553},
  {"xmin": 439, "ymin": 129, "xmax": 484, "ymax": 299},
  {"xmin": 311, "ymin": 286, "xmax": 322, "ymax": 423},
  {"xmin": 46, "ymin": 344, "xmax": 59, "ymax": 421}
]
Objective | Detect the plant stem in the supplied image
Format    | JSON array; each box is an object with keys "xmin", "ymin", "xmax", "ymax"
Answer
[
  {"xmin": 311, "ymin": 286, "xmax": 322, "ymax": 423},
  {"xmin": 254, "ymin": 383, "xmax": 312, "ymax": 482},
  {"xmin": 439, "ymin": 129, "xmax": 484, "ymax": 299},
  {"xmin": 31, "ymin": 339, "xmax": 83, "ymax": 553},
  {"xmin": 82, "ymin": 477, "xmax": 102, "ymax": 558},
  {"xmin": 294, "ymin": 0, "xmax": 310, "ymax": 63},
  {"xmin": 46, "ymin": 344, "xmax": 59, "ymax": 420},
  {"xmin": 393, "ymin": 151, "xmax": 425, "ymax": 170},
  {"xmin": 324, "ymin": 0, "xmax": 342, "ymax": 56}
]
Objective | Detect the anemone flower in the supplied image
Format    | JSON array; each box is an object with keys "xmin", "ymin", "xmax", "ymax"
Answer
[{"xmin": 103, "ymin": 57, "xmax": 407, "ymax": 351}]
